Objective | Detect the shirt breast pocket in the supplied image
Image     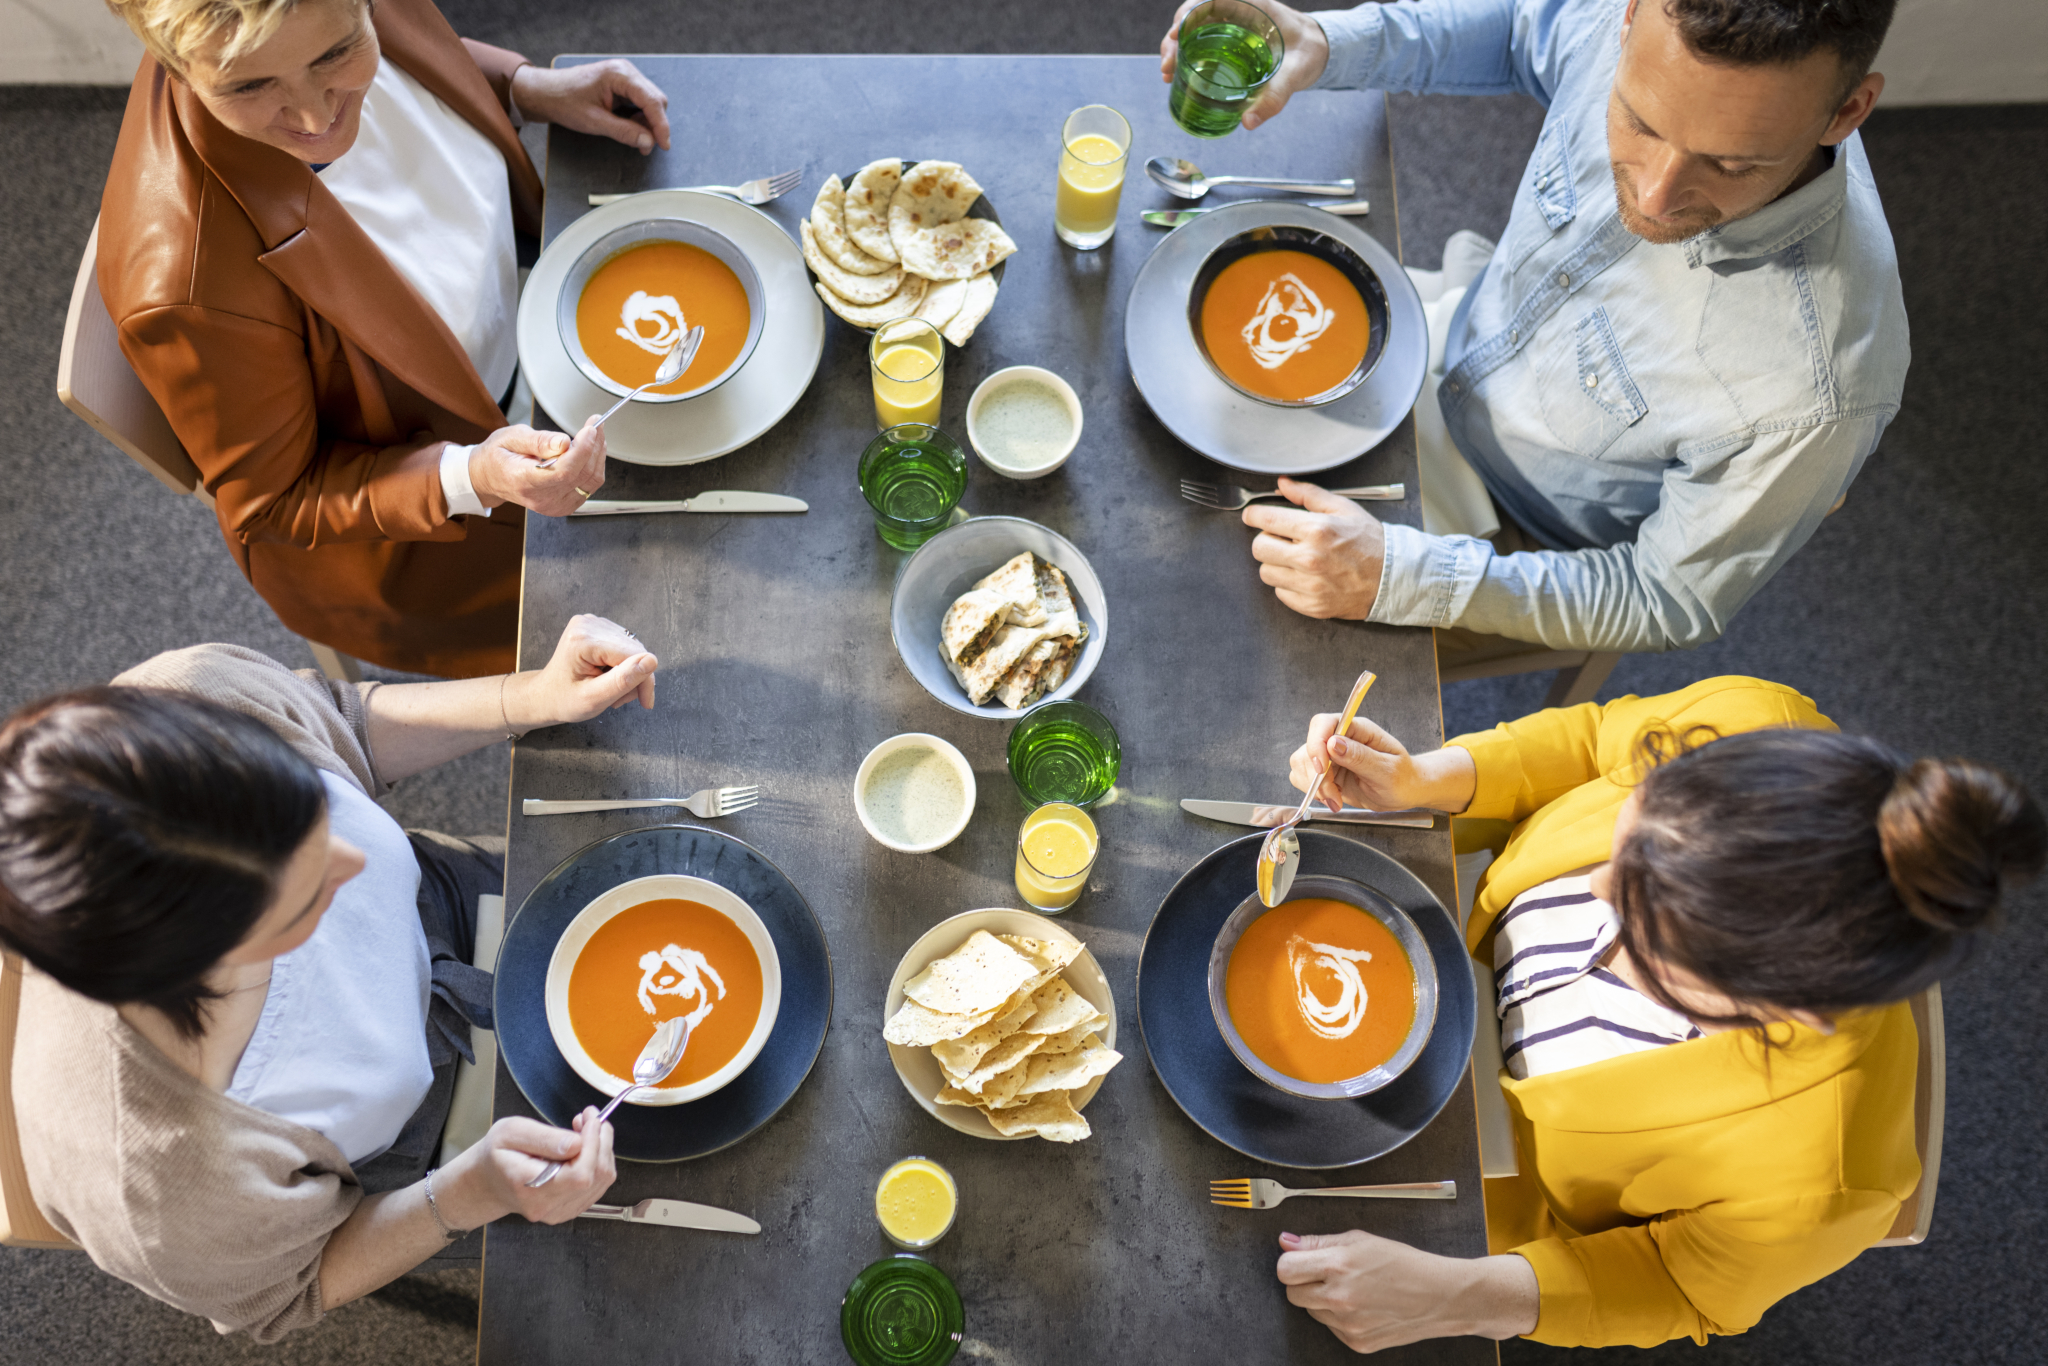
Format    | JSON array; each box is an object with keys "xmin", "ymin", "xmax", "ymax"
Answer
[
  {"xmin": 1537, "ymin": 307, "xmax": 1649, "ymax": 460},
  {"xmin": 1503, "ymin": 122, "xmax": 1579, "ymax": 274},
  {"xmin": 1530, "ymin": 123, "xmax": 1577, "ymax": 230}
]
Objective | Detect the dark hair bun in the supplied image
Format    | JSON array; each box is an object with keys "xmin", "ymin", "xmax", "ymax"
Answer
[{"xmin": 1878, "ymin": 758, "xmax": 2048, "ymax": 933}]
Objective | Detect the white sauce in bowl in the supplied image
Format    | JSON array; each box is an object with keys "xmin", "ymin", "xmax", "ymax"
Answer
[
  {"xmin": 863, "ymin": 747, "xmax": 969, "ymax": 846},
  {"xmin": 975, "ymin": 381, "xmax": 1075, "ymax": 470}
]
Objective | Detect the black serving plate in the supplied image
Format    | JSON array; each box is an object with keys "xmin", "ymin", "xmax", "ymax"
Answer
[
  {"xmin": 1137, "ymin": 829, "xmax": 1475, "ymax": 1169},
  {"xmin": 493, "ymin": 824, "xmax": 832, "ymax": 1162}
]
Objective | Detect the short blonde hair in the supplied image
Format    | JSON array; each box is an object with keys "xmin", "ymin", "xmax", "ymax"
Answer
[{"xmin": 104, "ymin": 0, "xmax": 360, "ymax": 77}]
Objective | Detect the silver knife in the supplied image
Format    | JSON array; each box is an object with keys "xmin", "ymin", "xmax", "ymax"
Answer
[
  {"xmin": 578, "ymin": 1198, "xmax": 760, "ymax": 1233},
  {"xmin": 1181, "ymin": 798, "xmax": 1436, "ymax": 830},
  {"xmin": 587, "ymin": 187, "xmax": 740, "ymax": 205},
  {"xmin": 570, "ymin": 492, "xmax": 808, "ymax": 516},
  {"xmin": 1144, "ymin": 199, "xmax": 1370, "ymax": 228}
]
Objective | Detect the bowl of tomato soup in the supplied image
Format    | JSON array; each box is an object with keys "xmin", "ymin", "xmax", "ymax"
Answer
[
  {"xmin": 543, "ymin": 874, "xmax": 782, "ymax": 1105},
  {"xmin": 1206, "ymin": 875, "xmax": 1437, "ymax": 1100},
  {"xmin": 1186, "ymin": 225, "xmax": 1390, "ymax": 409},
  {"xmin": 555, "ymin": 219, "xmax": 766, "ymax": 404}
]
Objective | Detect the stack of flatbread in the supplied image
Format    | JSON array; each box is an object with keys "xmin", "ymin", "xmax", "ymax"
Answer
[
  {"xmin": 803, "ymin": 159, "xmax": 1015, "ymax": 346},
  {"xmin": 884, "ymin": 930, "xmax": 1122, "ymax": 1143},
  {"xmin": 941, "ymin": 552, "xmax": 1088, "ymax": 709}
]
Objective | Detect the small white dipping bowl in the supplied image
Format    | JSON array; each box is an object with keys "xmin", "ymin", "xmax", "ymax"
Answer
[
  {"xmin": 543, "ymin": 873, "xmax": 781, "ymax": 1106},
  {"xmin": 966, "ymin": 366, "xmax": 1083, "ymax": 480},
  {"xmin": 854, "ymin": 733, "xmax": 977, "ymax": 854}
]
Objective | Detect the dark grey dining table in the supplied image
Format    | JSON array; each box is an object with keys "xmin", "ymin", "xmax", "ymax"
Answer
[{"xmin": 481, "ymin": 53, "xmax": 1495, "ymax": 1366}]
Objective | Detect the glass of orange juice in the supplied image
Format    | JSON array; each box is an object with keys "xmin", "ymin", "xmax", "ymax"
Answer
[
  {"xmin": 1055, "ymin": 104, "xmax": 1130, "ymax": 250},
  {"xmin": 875, "ymin": 1156, "xmax": 958, "ymax": 1249},
  {"xmin": 870, "ymin": 318, "xmax": 944, "ymax": 429},
  {"xmin": 1014, "ymin": 802, "xmax": 1100, "ymax": 913}
]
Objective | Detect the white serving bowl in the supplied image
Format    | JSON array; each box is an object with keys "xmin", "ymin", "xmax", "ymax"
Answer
[
  {"xmin": 888, "ymin": 516, "xmax": 1109, "ymax": 720},
  {"xmin": 543, "ymin": 873, "xmax": 782, "ymax": 1105},
  {"xmin": 882, "ymin": 908, "xmax": 1117, "ymax": 1141},
  {"xmin": 965, "ymin": 366, "xmax": 1084, "ymax": 479},
  {"xmin": 853, "ymin": 733, "xmax": 977, "ymax": 854}
]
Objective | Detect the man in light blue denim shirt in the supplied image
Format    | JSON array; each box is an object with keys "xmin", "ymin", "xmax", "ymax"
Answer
[{"xmin": 1162, "ymin": 0, "xmax": 1909, "ymax": 654}]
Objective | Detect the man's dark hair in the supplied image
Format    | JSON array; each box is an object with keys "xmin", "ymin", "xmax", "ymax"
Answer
[
  {"xmin": 1665, "ymin": 0, "xmax": 1897, "ymax": 106},
  {"xmin": 0, "ymin": 687, "xmax": 326, "ymax": 1037},
  {"xmin": 1614, "ymin": 728, "xmax": 2044, "ymax": 1034}
]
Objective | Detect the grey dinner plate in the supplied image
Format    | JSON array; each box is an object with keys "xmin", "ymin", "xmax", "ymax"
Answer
[{"xmin": 1125, "ymin": 201, "xmax": 1428, "ymax": 474}]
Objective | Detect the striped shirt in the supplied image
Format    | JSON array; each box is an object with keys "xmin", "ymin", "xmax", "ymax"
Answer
[{"xmin": 1494, "ymin": 874, "xmax": 1701, "ymax": 1079}]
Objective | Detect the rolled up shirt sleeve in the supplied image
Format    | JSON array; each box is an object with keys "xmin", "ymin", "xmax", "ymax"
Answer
[
  {"xmin": 1370, "ymin": 415, "xmax": 1886, "ymax": 653},
  {"xmin": 1311, "ymin": 0, "xmax": 1588, "ymax": 103}
]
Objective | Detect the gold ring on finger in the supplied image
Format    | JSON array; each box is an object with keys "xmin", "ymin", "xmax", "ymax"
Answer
[{"xmin": 574, "ymin": 486, "xmax": 592, "ymax": 500}]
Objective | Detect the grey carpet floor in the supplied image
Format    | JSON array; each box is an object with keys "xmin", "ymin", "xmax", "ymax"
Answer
[{"xmin": 1, "ymin": 4, "xmax": 2043, "ymax": 1361}]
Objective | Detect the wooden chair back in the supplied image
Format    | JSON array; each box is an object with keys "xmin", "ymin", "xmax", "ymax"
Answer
[
  {"xmin": 1877, "ymin": 983, "xmax": 1944, "ymax": 1246},
  {"xmin": 56, "ymin": 219, "xmax": 210, "ymax": 506},
  {"xmin": 0, "ymin": 953, "xmax": 78, "ymax": 1249},
  {"xmin": 56, "ymin": 220, "xmax": 361, "ymax": 685}
]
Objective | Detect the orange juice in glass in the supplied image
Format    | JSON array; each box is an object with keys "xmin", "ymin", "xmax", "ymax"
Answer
[
  {"xmin": 1014, "ymin": 802, "xmax": 1100, "ymax": 912},
  {"xmin": 870, "ymin": 318, "xmax": 944, "ymax": 429},
  {"xmin": 1055, "ymin": 105, "xmax": 1131, "ymax": 250}
]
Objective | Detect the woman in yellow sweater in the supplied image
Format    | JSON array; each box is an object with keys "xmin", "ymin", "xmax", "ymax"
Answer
[{"xmin": 1272, "ymin": 677, "xmax": 2042, "ymax": 1352}]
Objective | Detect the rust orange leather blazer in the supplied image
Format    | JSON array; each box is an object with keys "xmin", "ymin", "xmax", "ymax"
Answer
[{"xmin": 97, "ymin": 0, "xmax": 544, "ymax": 677}]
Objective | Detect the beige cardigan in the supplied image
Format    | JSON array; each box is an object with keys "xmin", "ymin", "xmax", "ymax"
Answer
[{"xmin": 12, "ymin": 646, "xmax": 396, "ymax": 1340}]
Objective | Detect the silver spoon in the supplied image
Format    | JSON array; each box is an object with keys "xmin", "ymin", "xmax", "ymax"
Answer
[
  {"xmin": 534, "ymin": 326, "xmax": 703, "ymax": 469},
  {"xmin": 526, "ymin": 1015, "xmax": 692, "ymax": 1188},
  {"xmin": 1146, "ymin": 155, "xmax": 1356, "ymax": 201},
  {"xmin": 1256, "ymin": 669, "xmax": 1378, "ymax": 906}
]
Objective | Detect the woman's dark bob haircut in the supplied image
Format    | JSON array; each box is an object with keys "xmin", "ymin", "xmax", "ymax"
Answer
[
  {"xmin": 1614, "ymin": 727, "xmax": 2045, "ymax": 1031},
  {"xmin": 0, "ymin": 687, "xmax": 326, "ymax": 1037}
]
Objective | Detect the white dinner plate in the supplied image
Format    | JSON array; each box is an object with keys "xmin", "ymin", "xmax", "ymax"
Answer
[
  {"xmin": 1124, "ymin": 201, "xmax": 1428, "ymax": 475},
  {"xmin": 883, "ymin": 908, "xmax": 1117, "ymax": 1141},
  {"xmin": 517, "ymin": 190, "xmax": 825, "ymax": 466}
]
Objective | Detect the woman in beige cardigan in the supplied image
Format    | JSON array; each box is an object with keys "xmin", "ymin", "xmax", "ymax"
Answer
[{"xmin": 0, "ymin": 614, "xmax": 659, "ymax": 1339}]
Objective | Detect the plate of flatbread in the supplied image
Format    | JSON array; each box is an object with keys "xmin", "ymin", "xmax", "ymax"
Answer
[
  {"xmin": 805, "ymin": 158, "xmax": 1013, "ymax": 345},
  {"xmin": 889, "ymin": 516, "xmax": 1109, "ymax": 720},
  {"xmin": 883, "ymin": 909, "xmax": 1121, "ymax": 1142}
]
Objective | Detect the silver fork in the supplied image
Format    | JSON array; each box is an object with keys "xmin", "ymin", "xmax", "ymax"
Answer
[
  {"xmin": 1210, "ymin": 1177, "xmax": 1457, "ymax": 1209},
  {"xmin": 588, "ymin": 171, "xmax": 802, "ymax": 207},
  {"xmin": 1181, "ymin": 480, "xmax": 1405, "ymax": 510},
  {"xmin": 521, "ymin": 786, "xmax": 760, "ymax": 818}
]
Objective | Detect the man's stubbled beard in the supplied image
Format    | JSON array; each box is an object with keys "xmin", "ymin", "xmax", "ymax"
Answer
[{"xmin": 1611, "ymin": 161, "xmax": 1723, "ymax": 244}]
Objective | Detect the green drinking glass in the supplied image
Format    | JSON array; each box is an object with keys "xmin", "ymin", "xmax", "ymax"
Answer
[
  {"xmin": 1168, "ymin": 0, "xmax": 1283, "ymax": 139},
  {"xmin": 840, "ymin": 1256, "xmax": 965, "ymax": 1366},
  {"xmin": 1007, "ymin": 699, "xmax": 1121, "ymax": 808},
  {"xmin": 859, "ymin": 423, "xmax": 968, "ymax": 550}
]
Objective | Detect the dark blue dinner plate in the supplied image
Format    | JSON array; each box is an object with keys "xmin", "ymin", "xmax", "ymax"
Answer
[
  {"xmin": 493, "ymin": 824, "xmax": 833, "ymax": 1163},
  {"xmin": 1137, "ymin": 829, "xmax": 1476, "ymax": 1170}
]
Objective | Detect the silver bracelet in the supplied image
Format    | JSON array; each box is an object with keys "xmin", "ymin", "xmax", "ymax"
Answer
[
  {"xmin": 423, "ymin": 1166, "xmax": 462, "ymax": 1241},
  {"xmin": 498, "ymin": 673, "xmax": 525, "ymax": 743}
]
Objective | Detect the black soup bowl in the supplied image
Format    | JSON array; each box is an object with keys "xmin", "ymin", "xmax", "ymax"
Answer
[{"xmin": 1186, "ymin": 224, "xmax": 1392, "ymax": 409}]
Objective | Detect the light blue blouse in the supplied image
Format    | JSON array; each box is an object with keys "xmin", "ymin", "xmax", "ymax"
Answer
[{"xmin": 226, "ymin": 773, "xmax": 432, "ymax": 1166}]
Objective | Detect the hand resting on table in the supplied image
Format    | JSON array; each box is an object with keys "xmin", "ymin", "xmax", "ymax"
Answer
[{"xmin": 1276, "ymin": 1230, "xmax": 1539, "ymax": 1353}]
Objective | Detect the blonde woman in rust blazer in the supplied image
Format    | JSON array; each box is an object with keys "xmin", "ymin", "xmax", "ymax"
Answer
[
  {"xmin": 98, "ymin": 0, "xmax": 672, "ymax": 676},
  {"xmin": 1266, "ymin": 677, "xmax": 2042, "ymax": 1352}
]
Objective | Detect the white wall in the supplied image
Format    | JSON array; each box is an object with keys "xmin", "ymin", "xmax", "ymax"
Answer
[{"xmin": 0, "ymin": 0, "xmax": 2043, "ymax": 103}]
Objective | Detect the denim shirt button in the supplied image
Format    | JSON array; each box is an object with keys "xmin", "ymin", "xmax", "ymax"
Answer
[
  {"xmin": 1447, "ymin": 380, "xmax": 1461, "ymax": 393},
  {"xmin": 1510, "ymin": 328, "xmax": 1519, "ymax": 344},
  {"xmin": 1584, "ymin": 373, "xmax": 1598, "ymax": 389},
  {"xmin": 1537, "ymin": 173, "xmax": 1550, "ymax": 189},
  {"xmin": 1557, "ymin": 271, "xmax": 1571, "ymax": 288}
]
